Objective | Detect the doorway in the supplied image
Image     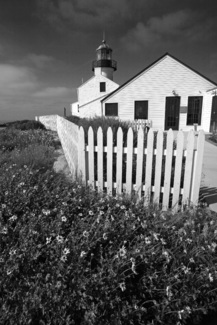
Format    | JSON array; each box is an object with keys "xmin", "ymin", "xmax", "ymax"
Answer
[
  {"xmin": 210, "ymin": 96, "xmax": 217, "ymax": 133},
  {"xmin": 165, "ymin": 97, "xmax": 180, "ymax": 130}
]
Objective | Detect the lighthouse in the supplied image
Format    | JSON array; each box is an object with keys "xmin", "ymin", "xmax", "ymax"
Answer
[{"xmin": 92, "ymin": 39, "xmax": 117, "ymax": 81}]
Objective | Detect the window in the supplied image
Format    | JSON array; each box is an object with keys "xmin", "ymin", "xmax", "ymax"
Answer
[
  {"xmin": 105, "ymin": 103, "xmax": 118, "ymax": 116},
  {"xmin": 187, "ymin": 96, "xmax": 203, "ymax": 125},
  {"xmin": 134, "ymin": 101, "xmax": 148, "ymax": 119},
  {"xmin": 100, "ymin": 82, "xmax": 106, "ymax": 92}
]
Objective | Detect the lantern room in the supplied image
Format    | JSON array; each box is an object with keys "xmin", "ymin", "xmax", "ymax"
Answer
[{"xmin": 92, "ymin": 40, "xmax": 117, "ymax": 80}]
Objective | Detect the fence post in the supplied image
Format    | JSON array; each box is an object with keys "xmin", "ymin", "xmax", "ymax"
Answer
[
  {"xmin": 88, "ymin": 127, "xmax": 95, "ymax": 189},
  {"xmin": 107, "ymin": 127, "xmax": 113, "ymax": 195},
  {"xmin": 135, "ymin": 128, "xmax": 144, "ymax": 200},
  {"xmin": 182, "ymin": 130, "xmax": 194, "ymax": 206},
  {"xmin": 126, "ymin": 128, "xmax": 134, "ymax": 196},
  {"xmin": 78, "ymin": 127, "xmax": 87, "ymax": 184},
  {"xmin": 190, "ymin": 130, "xmax": 205, "ymax": 205},
  {"xmin": 162, "ymin": 129, "xmax": 174, "ymax": 210},
  {"xmin": 97, "ymin": 127, "xmax": 104, "ymax": 192},
  {"xmin": 153, "ymin": 130, "xmax": 163, "ymax": 204},
  {"xmin": 144, "ymin": 128, "xmax": 154, "ymax": 205},
  {"xmin": 116, "ymin": 127, "xmax": 123, "ymax": 194},
  {"xmin": 172, "ymin": 131, "xmax": 184, "ymax": 210}
]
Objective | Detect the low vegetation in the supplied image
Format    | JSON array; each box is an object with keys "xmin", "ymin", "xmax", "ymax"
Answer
[
  {"xmin": 209, "ymin": 130, "xmax": 217, "ymax": 144},
  {"xmin": 0, "ymin": 120, "xmax": 217, "ymax": 325}
]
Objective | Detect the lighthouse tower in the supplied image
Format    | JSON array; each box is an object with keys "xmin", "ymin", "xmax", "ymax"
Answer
[{"xmin": 92, "ymin": 39, "xmax": 117, "ymax": 81}]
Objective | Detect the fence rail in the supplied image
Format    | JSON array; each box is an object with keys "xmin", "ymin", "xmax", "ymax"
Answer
[{"xmin": 78, "ymin": 126, "xmax": 205, "ymax": 210}]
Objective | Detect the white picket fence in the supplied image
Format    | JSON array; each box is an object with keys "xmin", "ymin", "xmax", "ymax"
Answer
[
  {"xmin": 78, "ymin": 127, "xmax": 205, "ymax": 210},
  {"xmin": 128, "ymin": 119, "xmax": 151, "ymax": 131}
]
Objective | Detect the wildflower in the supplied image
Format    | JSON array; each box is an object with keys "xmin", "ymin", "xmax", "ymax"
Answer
[
  {"xmin": 42, "ymin": 209, "xmax": 50, "ymax": 216},
  {"xmin": 46, "ymin": 237, "xmax": 51, "ymax": 244},
  {"xmin": 83, "ymin": 231, "xmax": 89, "ymax": 237},
  {"xmin": 56, "ymin": 235, "xmax": 64, "ymax": 243},
  {"xmin": 111, "ymin": 215, "xmax": 114, "ymax": 221},
  {"xmin": 131, "ymin": 262, "xmax": 137, "ymax": 275},
  {"xmin": 185, "ymin": 306, "xmax": 191, "ymax": 314},
  {"xmin": 119, "ymin": 246, "xmax": 127, "ymax": 257},
  {"xmin": 99, "ymin": 211, "xmax": 104, "ymax": 215},
  {"xmin": 5, "ymin": 191, "xmax": 8, "ymax": 195},
  {"xmin": 178, "ymin": 310, "xmax": 184, "ymax": 320},
  {"xmin": 23, "ymin": 190, "xmax": 26, "ymax": 193},
  {"xmin": 119, "ymin": 282, "xmax": 126, "ymax": 291},
  {"xmin": 209, "ymin": 273, "xmax": 214, "ymax": 282},
  {"xmin": 1, "ymin": 204, "xmax": 6, "ymax": 209},
  {"xmin": 62, "ymin": 202, "xmax": 67, "ymax": 206},
  {"xmin": 160, "ymin": 238, "xmax": 166, "ymax": 245},
  {"xmin": 186, "ymin": 238, "xmax": 192, "ymax": 244},
  {"xmin": 7, "ymin": 269, "xmax": 13, "ymax": 275},
  {"xmin": 89, "ymin": 210, "xmax": 93, "ymax": 216},
  {"xmin": 141, "ymin": 221, "xmax": 147, "ymax": 229},
  {"xmin": 116, "ymin": 204, "xmax": 120, "ymax": 208},
  {"xmin": 181, "ymin": 265, "xmax": 191, "ymax": 274},
  {"xmin": 56, "ymin": 195, "xmax": 59, "ymax": 198},
  {"xmin": 1, "ymin": 227, "xmax": 8, "ymax": 234},
  {"xmin": 80, "ymin": 251, "xmax": 87, "ymax": 258},
  {"xmin": 61, "ymin": 216, "xmax": 67, "ymax": 222},
  {"xmin": 61, "ymin": 255, "xmax": 67, "ymax": 262},
  {"xmin": 9, "ymin": 215, "xmax": 17, "ymax": 222},
  {"xmin": 145, "ymin": 237, "xmax": 151, "ymax": 245},
  {"xmin": 63, "ymin": 248, "xmax": 70, "ymax": 255},
  {"xmin": 79, "ymin": 213, "xmax": 83, "ymax": 217},
  {"xmin": 120, "ymin": 205, "xmax": 126, "ymax": 210},
  {"xmin": 211, "ymin": 242, "xmax": 217, "ymax": 252},
  {"xmin": 0, "ymin": 258, "xmax": 4, "ymax": 263},
  {"xmin": 9, "ymin": 249, "xmax": 16, "ymax": 255},
  {"xmin": 24, "ymin": 165, "xmax": 27, "ymax": 168},
  {"xmin": 103, "ymin": 233, "xmax": 107, "ymax": 240},
  {"xmin": 189, "ymin": 258, "xmax": 195, "ymax": 263},
  {"xmin": 153, "ymin": 232, "xmax": 159, "ymax": 241},
  {"xmin": 56, "ymin": 281, "xmax": 61, "ymax": 288}
]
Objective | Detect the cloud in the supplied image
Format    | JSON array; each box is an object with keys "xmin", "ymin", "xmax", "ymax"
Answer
[
  {"xmin": 36, "ymin": 0, "xmax": 132, "ymax": 32},
  {"xmin": 121, "ymin": 10, "xmax": 193, "ymax": 52},
  {"xmin": 25, "ymin": 54, "xmax": 56, "ymax": 69},
  {"xmin": 33, "ymin": 86, "xmax": 73, "ymax": 98},
  {"xmin": 0, "ymin": 64, "xmax": 37, "ymax": 95},
  {"xmin": 0, "ymin": 63, "xmax": 75, "ymax": 121}
]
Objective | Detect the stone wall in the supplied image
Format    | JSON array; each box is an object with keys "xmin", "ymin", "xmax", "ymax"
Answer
[
  {"xmin": 35, "ymin": 115, "xmax": 58, "ymax": 131},
  {"xmin": 56, "ymin": 116, "xmax": 79, "ymax": 177}
]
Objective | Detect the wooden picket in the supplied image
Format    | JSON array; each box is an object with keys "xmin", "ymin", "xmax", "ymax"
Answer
[
  {"xmin": 126, "ymin": 128, "xmax": 134, "ymax": 195},
  {"xmin": 97, "ymin": 127, "xmax": 104, "ymax": 192},
  {"xmin": 107, "ymin": 127, "xmax": 113, "ymax": 194},
  {"xmin": 162, "ymin": 129, "xmax": 174, "ymax": 209},
  {"xmin": 116, "ymin": 127, "xmax": 123, "ymax": 194},
  {"xmin": 78, "ymin": 126, "xmax": 205, "ymax": 209}
]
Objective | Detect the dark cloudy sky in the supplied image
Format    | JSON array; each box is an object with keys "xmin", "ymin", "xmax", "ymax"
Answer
[{"xmin": 0, "ymin": 0, "xmax": 217, "ymax": 121}]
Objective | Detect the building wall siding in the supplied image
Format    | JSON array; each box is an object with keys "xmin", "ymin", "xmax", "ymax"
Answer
[
  {"xmin": 78, "ymin": 75, "xmax": 119, "ymax": 107},
  {"xmin": 103, "ymin": 56, "xmax": 215, "ymax": 131},
  {"xmin": 79, "ymin": 99, "xmax": 102, "ymax": 118}
]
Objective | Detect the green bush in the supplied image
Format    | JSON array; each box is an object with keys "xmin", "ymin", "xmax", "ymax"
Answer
[
  {"xmin": 6, "ymin": 119, "xmax": 46, "ymax": 130},
  {"xmin": 0, "ymin": 157, "xmax": 217, "ymax": 324}
]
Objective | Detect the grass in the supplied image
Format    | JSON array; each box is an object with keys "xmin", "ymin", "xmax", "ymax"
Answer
[{"xmin": 0, "ymin": 120, "xmax": 217, "ymax": 324}]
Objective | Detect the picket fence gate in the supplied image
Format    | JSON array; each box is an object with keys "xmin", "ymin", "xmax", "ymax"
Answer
[{"xmin": 77, "ymin": 127, "xmax": 205, "ymax": 210}]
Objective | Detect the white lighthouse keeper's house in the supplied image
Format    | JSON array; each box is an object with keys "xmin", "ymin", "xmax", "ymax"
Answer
[{"xmin": 71, "ymin": 40, "xmax": 119, "ymax": 118}]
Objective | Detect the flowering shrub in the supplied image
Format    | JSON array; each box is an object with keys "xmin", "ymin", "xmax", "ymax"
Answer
[
  {"xmin": 6, "ymin": 119, "xmax": 46, "ymax": 130},
  {"xmin": 0, "ymin": 128, "xmax": 59, "ymax": 153},
  {"xmin": 0, "ymin": 157, "xmax": 217, "ymax": 324},
  {"xmin": 0, "ymin": 124, "xmax": 216, "ymax": 324}
]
